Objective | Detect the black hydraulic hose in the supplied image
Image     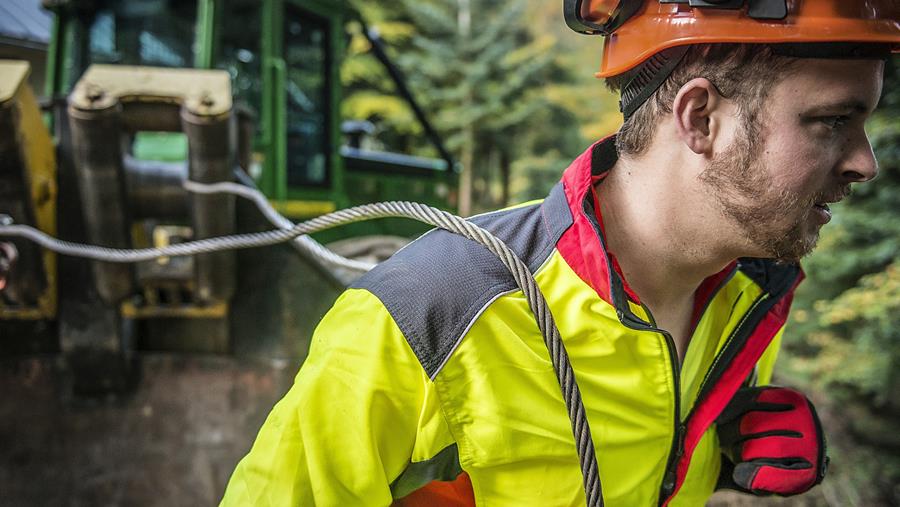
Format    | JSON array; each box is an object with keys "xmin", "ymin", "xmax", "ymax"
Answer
[{"xmin": 357, "ymin": 19, "xmax": 457, "ymax": 176}]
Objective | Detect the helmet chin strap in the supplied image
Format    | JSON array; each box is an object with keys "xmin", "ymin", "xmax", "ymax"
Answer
[
  {"xmin": 618, "ymin": 42, "xmax": 891, "ymax": 120},
  {"xmin": 619, "ymin": 46, "xmax": 689, "ymax": 120}
]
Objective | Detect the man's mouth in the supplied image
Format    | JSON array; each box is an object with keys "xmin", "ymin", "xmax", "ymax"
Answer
[
  {"xmin": 812, "ymin": 192, "xmax": 846, "ymax": 225},
  {"xmin": 813, "ymin": 186, "xmax": 850, "ymax": 224},
  {"xmin": 812, "ymin": 202, "xmax": 832, "ymax": 224}
]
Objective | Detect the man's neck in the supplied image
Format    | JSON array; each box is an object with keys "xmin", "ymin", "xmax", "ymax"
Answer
[{"xmin": 595, "ymin": 152, "xmax": 740, "ymax": 357}]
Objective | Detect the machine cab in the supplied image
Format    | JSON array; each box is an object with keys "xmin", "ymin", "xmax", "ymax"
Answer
[{"xmin": 46, "ymin": 0, "xmax": 455, "ymax": 231}]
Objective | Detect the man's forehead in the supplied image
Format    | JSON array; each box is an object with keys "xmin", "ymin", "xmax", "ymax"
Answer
[{"xmin": 774, "ymin": 58, "xmax": 885, "ymax": 113}]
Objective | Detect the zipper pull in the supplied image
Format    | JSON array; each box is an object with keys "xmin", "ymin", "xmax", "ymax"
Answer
[{"xmin": 660, "ymin": 424, "xmax": 688, "ymax": 502}]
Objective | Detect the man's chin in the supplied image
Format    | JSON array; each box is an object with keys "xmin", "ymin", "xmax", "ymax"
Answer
[
  {"xmin": 770, "ymin": 231, "xmax": 819, "ymax": 264},
  {"xmin": 729, "ymin": 211, "xmax": 820, "ymax": 263},
  {"xmin": 742, "ymin": 223, "xmax": 819, "ymax": 264}
]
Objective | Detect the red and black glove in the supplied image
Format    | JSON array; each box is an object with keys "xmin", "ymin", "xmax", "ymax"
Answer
[{"xmin": 715, "ymin": 386, "xmax": 828, "ymax": 496}]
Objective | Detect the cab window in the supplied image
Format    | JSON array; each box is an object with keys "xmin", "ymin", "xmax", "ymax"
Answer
[
  {"xmin": 85, "ymin": 0, "xmax": 196, "ymax": 67},
  {"xmin": 284, "ymin": 6, "xmax": 330, "ymax": 187}
]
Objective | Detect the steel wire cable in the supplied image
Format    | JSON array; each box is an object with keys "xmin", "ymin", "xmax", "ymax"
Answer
[
  {"xmin": 183, "ymin": 180, "xmax": 375, "ymax": 273},
  {"xmin": 0, "ymin": 184, "xmax": 603, "ymax": 506}
]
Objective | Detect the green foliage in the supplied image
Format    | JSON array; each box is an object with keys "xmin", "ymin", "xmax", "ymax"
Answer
[
  {"xmin": 782, "ymin": 56, "xmax": 900, "ymax": 505},
  {"xmin": 342, "ymin": 0, "xmax": 620, "ymax": 211}
]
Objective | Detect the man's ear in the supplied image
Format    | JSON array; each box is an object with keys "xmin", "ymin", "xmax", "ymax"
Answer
[{"xmin": 672, "ymin": 78, "xmax": 721, "ymax": 155}]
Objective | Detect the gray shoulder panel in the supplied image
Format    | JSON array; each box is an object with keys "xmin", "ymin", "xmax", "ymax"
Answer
[{"xmin": 351, "ymin": 182, "xmax": 573, "ymax": 378}]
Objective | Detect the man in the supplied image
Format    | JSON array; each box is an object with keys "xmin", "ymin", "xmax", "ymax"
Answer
[{"xmin": 222, "ymin": 1, "xmax": 898, "ymax": 505}]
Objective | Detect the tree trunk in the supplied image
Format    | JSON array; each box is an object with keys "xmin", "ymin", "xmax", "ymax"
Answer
[
  {"xmin": 458, "ymin": 126, "xmax": 474, "ymax": 216},
  {"xmin": 457, "ymin": 0, "xmax": 473, "ymax": 216},
  {"xmin": 500, "ymin": 149, "xmax": 511, "ymax": 207}
]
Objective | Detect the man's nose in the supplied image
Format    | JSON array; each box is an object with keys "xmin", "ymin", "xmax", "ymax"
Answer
[{"xmin": 838, "ymin": 130, "xmax": 879, "ymax": 183}]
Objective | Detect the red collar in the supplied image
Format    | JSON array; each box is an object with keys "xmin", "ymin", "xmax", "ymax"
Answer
[{"xmin": 555, "ymin": 136, "xmax": 645, "ymax": 311}]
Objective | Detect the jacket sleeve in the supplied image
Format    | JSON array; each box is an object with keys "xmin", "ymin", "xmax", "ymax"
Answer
[{"xmin": 220, "ymin": 288, "xmax": 438, "ymax": 507}]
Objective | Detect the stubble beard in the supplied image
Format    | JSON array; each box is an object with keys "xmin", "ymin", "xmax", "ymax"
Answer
[{"xmin": 698, "ymin": 120, "xmax": 819, "ymax": 264}]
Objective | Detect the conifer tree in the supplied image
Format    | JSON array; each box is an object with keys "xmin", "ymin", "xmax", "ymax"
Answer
[{"xmin": 344, "ymin": 0, "xmax": 590, "ymax": 214}]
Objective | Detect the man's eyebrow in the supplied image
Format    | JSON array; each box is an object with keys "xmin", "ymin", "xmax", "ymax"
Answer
[{"xmin": 804, "ymin": 100, "xmax": 872, "ymax": 116}]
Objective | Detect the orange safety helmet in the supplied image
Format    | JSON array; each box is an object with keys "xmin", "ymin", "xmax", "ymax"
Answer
[
  {"xmin": 564, "ymin": 0, "xmax": 900, "ymax": 116},
  {"xmin": 566, "ymin": 0, "xmax": 900, "ymax": 77}
]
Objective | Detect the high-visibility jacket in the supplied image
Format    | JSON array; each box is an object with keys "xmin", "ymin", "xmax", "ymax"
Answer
[{"xmin": 220, "ymin": 137, "xmax": 802, "ymax": 507}]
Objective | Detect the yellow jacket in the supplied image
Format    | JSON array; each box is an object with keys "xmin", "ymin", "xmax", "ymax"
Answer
[{"xmin": 221, "ymin": 137, "xmax": 802, "ymax": 506}]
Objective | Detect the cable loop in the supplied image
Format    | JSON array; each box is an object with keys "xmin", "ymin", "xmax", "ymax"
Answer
[{"xmin": 0, "ymin": 181, "xmax": 603, "ymax": 506}]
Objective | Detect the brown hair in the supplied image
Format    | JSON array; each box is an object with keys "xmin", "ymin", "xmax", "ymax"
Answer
[{"xmin": 605, "ymin": 44, "xmax": 797, "ymax": 157}]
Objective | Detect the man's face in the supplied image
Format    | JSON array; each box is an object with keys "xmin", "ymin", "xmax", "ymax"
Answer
[{"xmin": 700, "ymin": 58, "xmax": 885, "ymax": 263}]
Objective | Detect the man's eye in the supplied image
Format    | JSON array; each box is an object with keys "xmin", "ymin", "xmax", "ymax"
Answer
[{"xmin": 820, "ymin": 116, "xmax": 850, "ymax": 129}]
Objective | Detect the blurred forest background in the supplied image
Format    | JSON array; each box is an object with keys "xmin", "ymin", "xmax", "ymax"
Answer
[{"xmin": 342, "ymin": 1, "xmax": 900, "ymax": 505}]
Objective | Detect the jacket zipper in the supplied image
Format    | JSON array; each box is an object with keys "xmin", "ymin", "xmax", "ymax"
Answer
[
  {"xmin": 687, "ymin": 293, "xmax": 770, "ymax": 413},
  {"xmin": 579, "ymin": 195, "xmax": 687, "ymax": 506},
  {"xmin": 657, "ymin": 288, "xmax": 791, "ymax": 505},
  {"xmin": 656, "ymin": 326, "xmax": 684, "ymax": 505},
  {"xmin": 651, "ymin": 267, "xmax": 737, "ymax": 504},
  {"xmin": 614, "ymin": 308, "xmax": 684, "ymax": 506}
]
